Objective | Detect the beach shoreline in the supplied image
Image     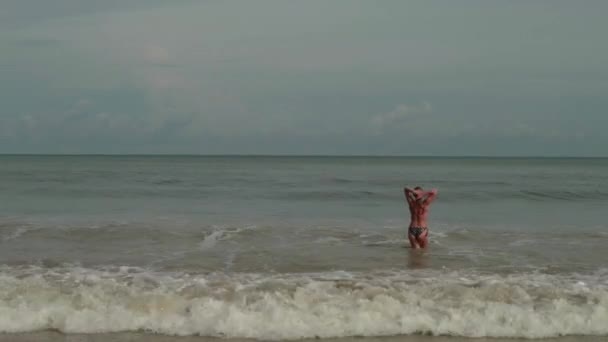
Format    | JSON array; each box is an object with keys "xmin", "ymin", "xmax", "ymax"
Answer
[{"xmin": 2, "ymin": 332, "xmax": 608, "ymax": 342}]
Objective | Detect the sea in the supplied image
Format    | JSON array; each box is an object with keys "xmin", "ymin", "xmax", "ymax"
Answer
[{"xmin": 0, "ymin": 155, "xmax": 606, "ymax": 342}]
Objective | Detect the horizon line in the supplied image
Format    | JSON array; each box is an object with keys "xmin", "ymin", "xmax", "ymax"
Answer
[{"xmin": 0, "ymin": 153, "xmax": 607, "ymax": 159}]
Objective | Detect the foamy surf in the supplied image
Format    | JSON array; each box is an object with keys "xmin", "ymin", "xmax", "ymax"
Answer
[
  {"xmin": 0, "ymin": 266, "xmax": 606, "ymax": 340},
  {"xmin": 199, "ymin": 225, "xmax": 258, "ymax": 250}
]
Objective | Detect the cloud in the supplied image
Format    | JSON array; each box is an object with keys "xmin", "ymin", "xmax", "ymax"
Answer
[
  {"xmin": 1, "ymin": 1, "xmax": 607, "ymax": 155},
  {"xmin": 143, "ymin": 45, "xmax": 170, "ymax": 65},
  {"xmin": 370, "ymin": 102, "xmax": 432, "ymax": 134},
  {"xmin": 143, "ymin": 68, "xmax": 186, "ymax": 90}
]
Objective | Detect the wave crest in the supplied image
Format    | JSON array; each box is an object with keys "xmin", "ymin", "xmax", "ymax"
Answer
[{"xmin": 0, "ymin": 266, "xmax": 607, "ymax": 339}]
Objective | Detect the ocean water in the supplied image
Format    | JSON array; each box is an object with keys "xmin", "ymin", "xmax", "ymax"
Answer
[{"xmin": 0, "ymin": 155, "xmax": 607, "ymax": 340}]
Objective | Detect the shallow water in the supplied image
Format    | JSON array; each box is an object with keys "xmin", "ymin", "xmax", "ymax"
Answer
[{"xmin": 1, "ymin": 156, "xmax": 607, "ymax": 339}]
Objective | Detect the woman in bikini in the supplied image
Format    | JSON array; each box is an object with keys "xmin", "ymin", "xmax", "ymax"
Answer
[{"xmin": 404, "ymin": 186, "xmax": 438, "ymax": 249}]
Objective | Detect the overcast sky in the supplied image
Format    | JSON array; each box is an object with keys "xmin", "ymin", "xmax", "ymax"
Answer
[{"xmin": 1, "ymin": 0, "xmax": 607, "ymax": 156}]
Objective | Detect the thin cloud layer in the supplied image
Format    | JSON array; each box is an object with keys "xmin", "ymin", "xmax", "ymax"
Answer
[
  {"xmin": 1, "ymin": 0, "xmax": 607, "ymax": 155},
  {"xmin": 371, "ymin": 103, "xmax": 432, "ymax": 135}
]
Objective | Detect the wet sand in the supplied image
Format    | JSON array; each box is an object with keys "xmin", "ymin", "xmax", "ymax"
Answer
[{"xmin": 2, "ymin": 333, "xmax": 607, "ymax": 342}]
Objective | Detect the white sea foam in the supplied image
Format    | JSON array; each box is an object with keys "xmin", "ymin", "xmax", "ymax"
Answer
[
  {"xmin": 314, "ymin": 237, "xmax": 344, "ymax": 244},
  {"xmin": 362, "ymin": 239, "xmax": 403, "ymax": 246},
  {"xmin": 0, "ymin": 266, "xmax": 606, "ymax": 339},
  {"xmin": 199, "ymin": 230, "xmax": 225, "ymax": 249},
  {"xmin": 1, "ymin": 227, "xmax": 29, "ymax": 242},
  {"xmin": 199, "ymin": 225, "xmax": 256, "ymax": 250}
]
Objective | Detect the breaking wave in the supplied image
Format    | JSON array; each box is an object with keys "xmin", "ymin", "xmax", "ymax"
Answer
[{"xmin": 0, "ymin": 266, "xmax": 606, "ymax": 339}]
